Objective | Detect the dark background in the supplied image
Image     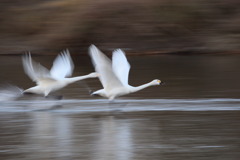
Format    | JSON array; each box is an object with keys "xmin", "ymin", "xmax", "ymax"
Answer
[{"xmin": 0, "ymin": 0, "xmax": 239, "ymax": 55}]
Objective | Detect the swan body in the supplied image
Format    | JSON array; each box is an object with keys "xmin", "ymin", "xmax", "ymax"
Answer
[
  {"xmin": 89, "ymin": 45, "xmax": 161, "ymax": 100},
  {"xmin": 22, "ymin": 50, "xmax": 98, "ymax": 96}
]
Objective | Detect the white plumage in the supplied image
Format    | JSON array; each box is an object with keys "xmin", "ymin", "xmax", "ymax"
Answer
[
  {"xmin": 22, "ymin": 49, "xmax": 98, "ymax": 96},
  {"xmin": 89, "ymin": 45, "xmax": 161, "ymax": 100}
]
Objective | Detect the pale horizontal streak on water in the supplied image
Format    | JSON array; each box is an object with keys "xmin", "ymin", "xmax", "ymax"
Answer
[{"xmin": 0, "ymin": 98, "xmax": 240, "ymax": 113}]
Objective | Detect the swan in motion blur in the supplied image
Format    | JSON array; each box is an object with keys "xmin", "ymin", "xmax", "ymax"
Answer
[
  {"xmin": 89, "ymin": 45, "xmax": 162, "ymax": 100},
  {"xmin": 0, "ymin": 84, "xmax": 23, "ymax": 101},
  {"xmin": 22, "ymin": 50, "xmax": 98, "ymax": 97}
]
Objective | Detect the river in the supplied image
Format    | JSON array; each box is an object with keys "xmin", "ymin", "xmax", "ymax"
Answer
[{"xmin": 0, "ymin": 54, "xmax": 239, "ymax": 160}]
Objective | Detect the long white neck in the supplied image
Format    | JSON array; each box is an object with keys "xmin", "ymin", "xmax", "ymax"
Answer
[
  {"xmin": 65, "ymin": 74, "xmax": 95, "ymax": 84},
  {"xmin": 130, "ymin": 81, "xmax": 155, "ymax": 93}
]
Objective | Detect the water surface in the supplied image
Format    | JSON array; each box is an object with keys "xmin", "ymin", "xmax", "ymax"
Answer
[{"xmin": 0, "ymin": 55, "xmax": 240, "ymax": 160}]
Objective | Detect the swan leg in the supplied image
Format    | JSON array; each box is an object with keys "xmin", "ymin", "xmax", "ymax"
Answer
[
  {"xmin": 90, "ymin": 92, "xmax": 98, "ymax": 97},
  {"xmin": 90, "ymin": 91, "xmax": 101, "ymax": 97},
  {"xmin": 22, "ymin": 92, "xmax": 40, "ymax": 98},
  {"xmin": 23, "ymin": 92, "xmax": 35, "ymax": 95}
]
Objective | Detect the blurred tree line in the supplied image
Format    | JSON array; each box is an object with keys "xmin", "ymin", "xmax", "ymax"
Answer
[{"xmin": 0, "ymin": 0, "xmax": 239, "ymax": 55}]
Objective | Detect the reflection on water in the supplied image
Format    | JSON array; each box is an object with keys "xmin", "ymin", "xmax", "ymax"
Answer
[
  {"xmin": 27, "ymin": 112, "xmax": 73, "ymax": 159},
  {"xmin": 94, "ymin": 116, "xmax": 132, "ymax": 160},
  {"xmin": 0, "ymin": 110, "xmax": 239, "ymax": 160},
  {"xmin": 0, "ymin": 55, "xmax": 240, "ymax": 159}
]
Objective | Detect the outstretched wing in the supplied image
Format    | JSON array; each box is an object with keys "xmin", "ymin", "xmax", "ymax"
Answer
[
  {"xmin": 112, "ymin": 49, "xmax": 130, "ymax": 86},
  {"xmin": 22, "ymin": 53, "xmax": 51, "ymax": 82},
  {"xmin": 50, "ymin": 49, "xmax": 74, "ymax": 80},
  {"xmin": 89, "ymin": 45, "xmax": 123, "ymax": 90}
]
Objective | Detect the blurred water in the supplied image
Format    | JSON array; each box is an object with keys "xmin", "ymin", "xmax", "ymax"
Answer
[{"xmin": 0, "ymin": 55, "xmax": 240, "ymax": 160}]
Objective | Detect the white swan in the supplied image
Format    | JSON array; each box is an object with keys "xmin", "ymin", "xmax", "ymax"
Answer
[
  {"xmin": 89, "ymin": 45, "xmax": 162, "ymax": 100},
  {"xmin": 22, "ymin": 49, "xmax": 98, "ymax": 97}
]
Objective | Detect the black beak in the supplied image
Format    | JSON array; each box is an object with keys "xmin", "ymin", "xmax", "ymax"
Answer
[{"xmin": 160, "ymin": 81, "xmax": 165, "ymax": 85}]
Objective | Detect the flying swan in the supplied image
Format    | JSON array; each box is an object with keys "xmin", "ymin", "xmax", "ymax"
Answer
[
  {"xmin": 89, "ymin": 45, "xmax": 162, "ymax": 100},
  {"xmin": 22, "ymin": 49, "xmax": 98, "ymax": 97}
]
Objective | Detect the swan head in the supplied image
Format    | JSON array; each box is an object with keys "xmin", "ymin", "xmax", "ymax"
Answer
[
  {"xmin": 88, "ymin": 72, "xmax": 99, "ymax": 78},
  {"xmin": 151, "ymin": 79, "xmax": 161, "ymax": 85}
]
